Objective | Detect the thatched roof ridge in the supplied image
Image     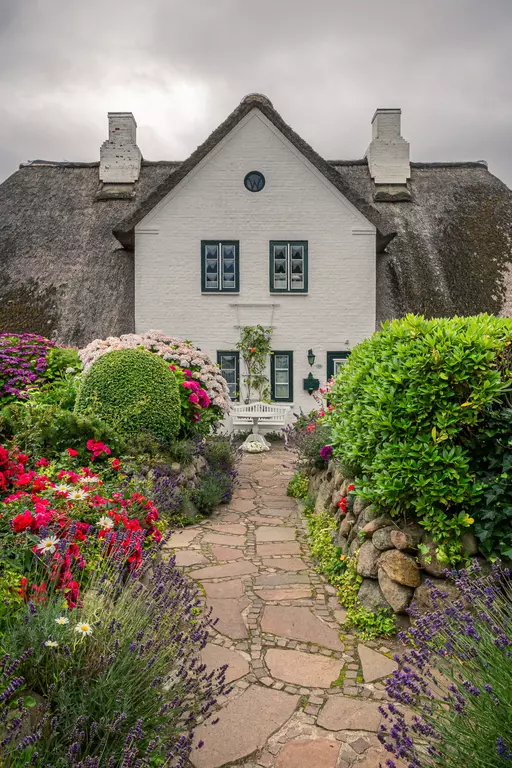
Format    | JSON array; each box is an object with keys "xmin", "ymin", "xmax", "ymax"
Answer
[{"xmin": 113, "ymin": 93, "xmax": 394, "ymax": 248}]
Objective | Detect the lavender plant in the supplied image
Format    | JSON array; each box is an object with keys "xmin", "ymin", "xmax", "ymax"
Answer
[
  {"xmin": 0, "ymin": 530, "xmax": 229, "ymax": 767},
  {"xmin": 378, "ymin": 561, "xmax": 512, "ymax": 768}
]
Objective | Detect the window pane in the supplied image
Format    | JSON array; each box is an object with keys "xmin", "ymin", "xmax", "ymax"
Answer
[
  {"xmin": 275, "ymin": 383, "xmax": 289, "ymax": 398},
  {"xmin": 290, "ymin": 245, "xmax": 304, "ymax": 289},
  {"xmin": 275, "ymin": 355, "xmax": 289, "ymax": 369},
  {"xmin": 219, "ymin": 354, "xmax": 238, "ymax": 399},
  {"xmin": 221, "ymin": 244, "xmax": 236, "ymax": 290},
  {"xmin": 273, "ymin": 245, "xmax": 288, "ymax": 290},
  {"xmin": 333, "ymin": 359, "xmax": 346, "ymax": 374},
  {"xmin": 205, "ymin": 244, "xmax": 219, "ymax": 289},
  {"xmin": 275, "ymin": 370, "xmax": 288, "ymax": 384}
]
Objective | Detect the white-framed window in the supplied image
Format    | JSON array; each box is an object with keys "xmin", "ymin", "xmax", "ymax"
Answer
[
  {"xmin": 201, "ymin": 241, "xmax": 240, "ymax": 292},
  {"xmin": 271, "ymin": 351, "xmax": 293, "ymax": 401},
  {"xmin": 269, "ymin": 241, "xmax": 308, "ymax": 293},
  {"xmin": 217, "ymin": 351, "xmax": 240, "ymax": 400}
]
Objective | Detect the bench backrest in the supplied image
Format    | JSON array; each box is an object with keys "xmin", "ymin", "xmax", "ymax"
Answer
[{"xmin": 231, "ymin": 401, "xmax": 291, "ymax": 420}]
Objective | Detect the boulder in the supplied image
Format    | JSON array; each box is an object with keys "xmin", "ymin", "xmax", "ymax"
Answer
[
  {"xmin": 356, "ymin": 541, "xmax": 380, "ymax": 578},
  {"xmin": 352, "ymin": 496, "xmax": 369, "ymax": 517},
  {"xmin": 378, "ymin": 568, "xmax": 413, "ymax": 613},
  {"xmin": 171, "ymin": 462, "xmax": 181, "ymax": 473},
  {"xmin": 332, "ymin": 489, "xmax": 342, "ymax": 507},
  {"xmin": 412, "ymin": 578, "xmax": 460, "ymax": 613},
  {"xmin": 362, "ymin": 505, "xmax": 380, "ymax": 523},
  {"xmin": 362, "ymin": 516, "xmax": 393, "ymax": 536},
  {"xmin": 314, "ymin": 483, "xmax": 332, "ymax": 515},
  {"xmin": 339, "ymin": 514, "xmax": 356, "ymax": 538},
  {"xmin": 357, "ymin": 579, "xmax": 389, "ymax": 612},
  {"xmin": 347, "ymin": 520, "xmax": 365, "ymax": 545},
  {"xmin": 418, "ymin": 540, "xmax": 447, "ymax": 578},
  {"xmin": 461, "ymin": 532, "xmax": 479, "ymax": 556},
  {"xmin": 378, "ymin": 550, "xmax": 421, "ymax": 587},
  {"xmin": 337, "ymin": 534, "xmax": 349, "ymax": 555},
  {"xmin": 390, "ymin": 524, "xmax": 423, "ymax": 551},
  {"xmin": 333, "ymin": 469, "xmax": 343, "ymax": 488},
  {"xmin": 372, "ymin": 526, "xmax": 395, "ymax": 551},
  {"xmin": 350, "ymin": 537, "xmax": 360, "ymax": 556}
]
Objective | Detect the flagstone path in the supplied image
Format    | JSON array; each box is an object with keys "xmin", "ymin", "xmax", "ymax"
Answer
[{"xmin": 168, "ymin": 446, "xmax": 402, "ymax": 768}]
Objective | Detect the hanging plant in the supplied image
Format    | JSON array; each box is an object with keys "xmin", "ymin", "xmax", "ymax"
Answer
[{"xmin": 236, "ymin": 325, "xmax": 273, "ymax": 403}]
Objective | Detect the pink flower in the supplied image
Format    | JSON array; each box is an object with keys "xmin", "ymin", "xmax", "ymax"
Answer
[
  {"xmin": 67, "ymin": 448, "xmax": 78, "ymax": 457},
  {"xmin": 182, "ymin": 381, "xmax": 193, "ymax": 389},
  {"xmin": 36, "ymin": 458, "xmax": 50, "ymax": 468},
  {"xmin": 189, "ymin": 393, "xmax": 199, "ymax": 405},
  {"xmin": 169, "ymin": 364, "xmax": 177, "ymax": 371},
  {"xmin": 183, "ymin": 369, "xmax": 192, "ymax": 377}
]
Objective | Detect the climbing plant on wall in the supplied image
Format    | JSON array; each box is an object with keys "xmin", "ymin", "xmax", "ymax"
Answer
[{"xmin": 237, "ymin": 325, "xmax": 273, "ymax": 403}]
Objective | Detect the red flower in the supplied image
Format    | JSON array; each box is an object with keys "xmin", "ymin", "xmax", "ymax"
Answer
[
  {"xmin": 36, "ymin": 457, "xmax": 50, "ymax": 468},
  {"xmin": 347, "ymin": 484, "xmax": 355, "ymax": 493},
  {"xmin": 12, "ymin": 510, "xmax": 34, "ymax": 532},
  {"xmin": 111, "ymin": 458, "xmax": 121, "ymax": 471},
  {"xmin": 67, "ymin": 448, "xmax": 78, "ymax": 457}
]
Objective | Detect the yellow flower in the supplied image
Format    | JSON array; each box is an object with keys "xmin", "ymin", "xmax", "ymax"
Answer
[
  {"xmin": 463, "ymin": 515, "xmax": 474, "ymax": 526},
  {"xmin": 340, "ymin": 554, "xmax": 346, "ymax": 561}
]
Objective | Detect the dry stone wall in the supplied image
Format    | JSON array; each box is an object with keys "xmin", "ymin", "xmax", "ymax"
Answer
[{"xmin": 308, "ymin": 461, "xmax": 480, "ymax": 616}]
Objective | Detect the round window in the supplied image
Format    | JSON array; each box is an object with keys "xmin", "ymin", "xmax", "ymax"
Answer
[{"xmin": 244, "ymin": 171, "xmax": 265, "ymax": 192}]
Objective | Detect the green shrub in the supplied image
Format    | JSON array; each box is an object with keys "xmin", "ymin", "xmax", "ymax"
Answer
[
  {"xmin": 327, "ymin": 314, "xmax": 512, "ymax": 561},
  {"xmin": 192, "ymin": 470, "xmax": 231, "ymax": 515},
  {"xmin": 0, "ymin": 402, "xmax": 126, "ymax": 461},
  {"xmin": 203, "ymin": 435, "xmax": 237, "ymax": 471},
  {"xmin": 467, "ymin": 405, "xmax": 512, "ymax": 559},
  {"xmin": 75, "ymin": 348, "xmax": 181, "ymax": 443},
  {"xmin": 44, "ymin": 346, "xmax": 82, "ymax": 382},
  {"xmin": 287, "ymin": 471, "xmax": 309, "ymax": 499},
  {"xmin": 167, "ymin": 438, "xmax": 198, "ymax": 466}
]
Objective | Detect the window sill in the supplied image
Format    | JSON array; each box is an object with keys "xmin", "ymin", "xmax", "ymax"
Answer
[
  {"xmin": 269, "ymin": 291, "xmax": 308, "ymax": 295},
  {"xmin": 201, "ymin": 291, "xmax": 240, "ymax": 295}
]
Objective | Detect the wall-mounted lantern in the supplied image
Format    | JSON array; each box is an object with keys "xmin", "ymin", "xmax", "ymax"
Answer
[
  {"xmin": 307, "ymin": 348, "xmax": 316, "ymax": 366},
  {"xmin": 303, "ymin": 372, "xmax": 320, "ymax": 395}
]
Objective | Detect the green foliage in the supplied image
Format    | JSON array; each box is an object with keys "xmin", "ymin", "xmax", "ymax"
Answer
[
  {"xmin": 468, "ymin": 406, "xmax": 512, "ymax": 559},
  {"xmin": 44, "ymin": 346, "xmax": 82, "ymax": 382},
  {"xmin": 236, "ymin": 325, "xmax": 273, "ymax": 402},
  {"xmin": 304, "ymin": 503, "xmax": 395, "ymax": 640},
  {"xmin": 327, "ymin": 314, "xmax": 512, "ymax": 561},
  {"xmin": 286, "ymin": 412, "xmax": 332, "ymax": 471},
  {"xmin": 75, "ymin": 349, "xmax": 181, "ymax": 444},
  {"xmin": 287, "ymin": 471, "xmax": 309, "ymax": 499},
  {"xmin": 203, "ymin": 436, "xmax": 236, "ymax": 471},
  {"xmin": 166, "ymin": 439, "xmax": 197, "ymax": 466},
  {"xmin": 0, "ymin": 402, "xmax": 126, "ymax": 461},
  {"xmin": 192, "ymin": 471, "xmax": 230, "ymax": 515}
]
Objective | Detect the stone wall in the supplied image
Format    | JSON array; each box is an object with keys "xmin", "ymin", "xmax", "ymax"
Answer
[{"xmin": 308, "ymin": 461, "xmax": 479, "ymax": 616}]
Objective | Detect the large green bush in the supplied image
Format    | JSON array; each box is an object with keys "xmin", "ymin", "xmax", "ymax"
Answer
[
  {"xmin": 75, "ymin": 348, "xmax": 181, "ymax": 443},
  {"xmin": 326, "ymin": 314, "xmax": 512, "ymax": 561}
]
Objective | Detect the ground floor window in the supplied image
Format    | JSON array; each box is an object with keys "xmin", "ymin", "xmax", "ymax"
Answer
[
  {"xmin": 327, "ymin": 351, "xmax": 349, "ymax": 380},
  {"xmin": 217, "ymin": 351, "xmax": 240, "ymax": 400},
  {"xmin": 271, "ymin": 351, "xmax": 293, "ymax": 402}
]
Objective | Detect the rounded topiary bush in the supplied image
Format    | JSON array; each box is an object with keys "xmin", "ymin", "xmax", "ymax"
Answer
[{"xmin": 75, "ymin": 349, "xmax": 181, "ymax": 442}]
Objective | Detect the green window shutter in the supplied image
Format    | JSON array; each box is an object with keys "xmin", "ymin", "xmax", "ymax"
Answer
[
  {"xmin": 269, "ymin": 241, "xmax": 308, "ymax": 293},
  {"xmin": 271, "ymin": 351, "xmax": 293, "ymax": 402},
  {"xmin": 202, "ymin": 241, "xmax": 240, "ymax": 292},
  {"xmin": 217, "ymin": 351, "xmax": 240, "ymax": 401}
]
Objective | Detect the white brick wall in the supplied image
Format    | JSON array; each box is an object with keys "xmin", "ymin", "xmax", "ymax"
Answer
[{"xmin": 135, "ymin": 109, "xmax": 376, "ymax": 412}]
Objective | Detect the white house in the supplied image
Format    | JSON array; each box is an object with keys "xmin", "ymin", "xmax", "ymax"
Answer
[{"xmin": 1, "ymin": 93, "xmax": 512, "ymax": 411}]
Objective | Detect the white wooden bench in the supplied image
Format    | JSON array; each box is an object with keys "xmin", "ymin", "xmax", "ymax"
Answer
[{"xmin": 231, "ymin": 401, "xmax": 292, "ymax": 450}]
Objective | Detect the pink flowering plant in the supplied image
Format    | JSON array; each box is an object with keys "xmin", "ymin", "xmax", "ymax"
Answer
[{"xmin": 79, "ymin": 331, "xmax": 231, "ymax": 415}]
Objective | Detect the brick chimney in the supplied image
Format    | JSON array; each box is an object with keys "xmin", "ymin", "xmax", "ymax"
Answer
[
  {"xmin": 366, "ymin": 108, "xmax": 410, "ymax": 185},
  {"xmin": 100, "ymin": 112, "xmax": 142, "ymax": 184}
]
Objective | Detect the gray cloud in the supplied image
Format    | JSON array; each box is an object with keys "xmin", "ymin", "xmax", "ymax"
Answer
[{"xmin": 1, "ymin": 0, "xmax": 511, "ymax": 184}]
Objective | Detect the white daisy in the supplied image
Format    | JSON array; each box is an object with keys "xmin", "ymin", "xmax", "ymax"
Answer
[
  {"xmin": 54, "ymin": 483, "xmax": 73, "ymax": 494},
  {"xmin": 37, "ymin": 536, "xmax": 59, "ymax": 555},
  {"xmin": 68, "ymin": 489, "xmax": 89, "ymax": 501},
  {"xmin": 55, "ymin": 616, "xmax": 69, "ymax": 626},
  {"xmin": 80, "ymin": 476, "xmax": 100, "ymax": 484},
  {"xmin": 96, "ymin": 515, "xmax": 114, "ymax": 530},
  {"xmin": 44, "ymin": 640, "xmax": 58, "ymax": 648},
  {"xmin": 74, "ymin": 622, "xmax": 93, "ymax": 636}
]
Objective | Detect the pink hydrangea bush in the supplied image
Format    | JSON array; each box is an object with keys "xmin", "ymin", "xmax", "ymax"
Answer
[{"xmin": 79, "ymin": 331, "xmax": 231, "ymax": 414}]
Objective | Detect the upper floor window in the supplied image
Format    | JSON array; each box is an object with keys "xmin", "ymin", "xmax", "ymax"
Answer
[
  {"xmin": 269, "ymin": 241, "xmax": 308, "ymax": 293},
  {"xmin": 201, "ymin": 241, "xmax": 240, "ymax": 292}
]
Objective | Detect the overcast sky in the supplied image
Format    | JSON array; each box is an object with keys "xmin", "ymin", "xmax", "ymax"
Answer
[{"xmin": 1, "ymin": 0, "xmax": 511, "ymax": 185}]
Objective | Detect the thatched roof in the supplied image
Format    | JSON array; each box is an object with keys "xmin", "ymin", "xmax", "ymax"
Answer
[{"xmin": 1, "ymin": 94, "xmax": 511, "ymax": 346}]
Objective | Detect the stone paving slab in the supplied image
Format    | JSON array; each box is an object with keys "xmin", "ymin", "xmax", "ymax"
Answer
[
  {"xmin": 261, "ymin": 557, "xmax": 308, "ymax": 572},
  {"xmin": 255, "ymin": 527, "xmax": 297, "ymax": 542},
  {"xmin": 202, "ymin": 532, "xmax": 246, "ymax": 547},
  {"xmin": 203, "ymin": 579, "xmax": 245, "ymax": 599},
  {"xmin": 257, "ymin": 542, "xmax": 302, "ymax": 556},
  {"xmin": 256, "ymin": 587, "xmax": 313, "ymax": 601},
  {"xmin": 201, "ymin": 643, "xmax": 250, "ymax": 683},
  {"xmin": 266, "ymin": 648, "xmax": 343, "ymax": 687},
  {"xmin": 254, "ymin": 573, "xmax": 311, "ymax": 587},
  {"xmin": 210, "ymin": 545, "xmax": 244, "ymax": 561},
  {"xmin": 207, "ymin": 597, "xmax": 251, "ymax": 639},
  {"xmin": 191, "ymin": 686, "xmax": 299, "ymax": 768},
  {"xmin": 261, "ymin": 607, "xmax": 343, "ymax": 650},
  {"xmin": 317, "ymin": 696, "xmax": 382, "ymax": 731},
  {"xmin": 165, "ymin": 528, "xmax": 200, "ymax": 548},
  {"xmin": 207, "ymin": 523, "xmax": 248, "ymax": 535},
  {"xmin": 275, "ymin": 739, "xmax": 340, "ymax": 768},
  {"xmin": 189, "ymin": 561, "xmax": 258, "ymax": 580},
  {"xmin": 358, "ymin": 643, "xmax": 398, "ymax": 683},
  {"xmin": 173, "ymin": 550, "xmax": 208, "ymax": 567}
]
